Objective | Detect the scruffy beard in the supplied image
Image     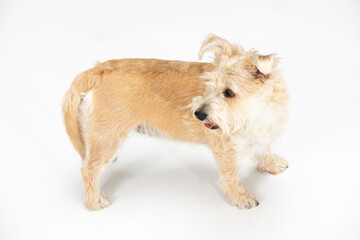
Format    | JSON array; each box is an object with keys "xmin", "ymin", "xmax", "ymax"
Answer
[{"xmin": 187, "ymin": 93, "xmax": 243, "ymax": 135}]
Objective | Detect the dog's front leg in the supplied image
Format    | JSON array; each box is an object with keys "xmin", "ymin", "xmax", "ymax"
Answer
[
  {"xmin": 256, "ymin": 147, "xmax": 288, "ymax": 175},
  {"xmin": 212, "ymin": 143, "xmax": 259, "ymax": 209}
]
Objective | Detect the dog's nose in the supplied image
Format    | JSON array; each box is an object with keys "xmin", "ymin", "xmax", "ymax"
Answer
[{"xmin": 194, "ymin": 109, "xmax": 208, "ymax": 121}]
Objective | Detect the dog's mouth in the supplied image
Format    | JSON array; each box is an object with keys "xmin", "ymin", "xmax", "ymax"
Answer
[{"xmin": 204, "ymin": 122, "xmax": 219, "ymax": 130}]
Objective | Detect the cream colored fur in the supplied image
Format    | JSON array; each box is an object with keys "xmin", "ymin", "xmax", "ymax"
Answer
[{"xmin": 62, "ymin": 34, "xmax": 289, "ymax": 210}]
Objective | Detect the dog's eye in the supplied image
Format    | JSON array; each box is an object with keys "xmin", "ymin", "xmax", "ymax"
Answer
[{"xmin": 223, "ymin": 88, "xmax": 236, "ymax": 98}]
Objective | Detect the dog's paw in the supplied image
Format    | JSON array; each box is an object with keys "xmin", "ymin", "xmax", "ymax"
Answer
[
  {"xmin": 258, "ymin": 154, "xmax": 288, "ymax": 175},
  {"xmin": 87, "ymin": 192, "xmax": 111, "ymax": 210},
  {"xmin": 98, "ymin": 192, "xmax": 111, "ymax": 209},
  {"xmin": 230, "ymin": 192, "xmax": 259, "ymax": 209}
]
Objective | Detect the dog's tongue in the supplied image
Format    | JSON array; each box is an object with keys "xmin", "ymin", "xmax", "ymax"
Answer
[{"xmin": 204, "ymin": 123, "xmax": 215, "ymax": 129}]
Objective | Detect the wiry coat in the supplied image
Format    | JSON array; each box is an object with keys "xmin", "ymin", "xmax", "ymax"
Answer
[{"xmin": 63, "ymin": 34, "xmax": 289, "ymax": 210}]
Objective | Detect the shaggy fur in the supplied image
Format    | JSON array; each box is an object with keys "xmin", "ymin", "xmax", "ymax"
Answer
[{"xmin": 62, "ymin": 34, "xmax": 289, "ymax": 210}]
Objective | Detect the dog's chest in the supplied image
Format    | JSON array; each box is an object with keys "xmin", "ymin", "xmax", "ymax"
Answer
[{"xmin": 233, "ymin": 95, "xmax": 287, "ymax": 157}]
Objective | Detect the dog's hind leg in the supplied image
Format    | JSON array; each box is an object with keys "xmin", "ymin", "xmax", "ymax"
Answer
[
  {"xmin": 78, "ymin": 89, "xmax": 137, "ymax": 210},
  {"xmin": 81, "ymin": 128, "xmax": 126, "ymax": 210}
]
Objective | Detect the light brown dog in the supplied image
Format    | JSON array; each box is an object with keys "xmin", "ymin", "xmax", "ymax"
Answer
[{"xmin": 62, "ymin": 34, "xmax": 289, "ymax": 210}]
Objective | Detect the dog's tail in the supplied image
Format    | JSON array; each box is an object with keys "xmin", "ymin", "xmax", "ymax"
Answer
[{"xmin": 62, "ymin": 63, "xmax": 105, "ymax": 159}]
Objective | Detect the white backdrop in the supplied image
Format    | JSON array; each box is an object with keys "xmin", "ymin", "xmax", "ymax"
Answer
[{"xmin": 0, "ymin": 0, "xmax": 359, "ymax": 239}]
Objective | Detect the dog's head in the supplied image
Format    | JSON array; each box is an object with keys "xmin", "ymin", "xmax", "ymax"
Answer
[{"xmin": 189, "ymin": 34, "xmax": 281, "ymax": 135}]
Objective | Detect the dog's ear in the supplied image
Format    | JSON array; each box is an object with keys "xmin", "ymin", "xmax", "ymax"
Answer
[
  {"xmin": 247, "ymin": 50, "xmax": 280, "ymax": 80},
  {"xmin": 198, "ymin": 34, "xmax": 243, "ymax": 63}
]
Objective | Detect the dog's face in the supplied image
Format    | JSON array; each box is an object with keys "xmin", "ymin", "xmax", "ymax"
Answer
[{"xmin": 189, "ymin": 34, "xmax": 281, "ymax": 135}]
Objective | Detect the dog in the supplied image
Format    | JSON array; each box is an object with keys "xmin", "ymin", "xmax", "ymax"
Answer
[{"xmin": 62, "ymin": 34, "xmax": 289, "ymax": 210}]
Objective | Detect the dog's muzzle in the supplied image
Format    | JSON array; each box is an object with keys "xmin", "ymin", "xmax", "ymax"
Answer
[
  {"xmin": 194, "ymin": 109, "xmax": 208, "ymax": 121},
  {"xmin": 194, "ymin": 107, "xmax": 219, "ymax": 130}
]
